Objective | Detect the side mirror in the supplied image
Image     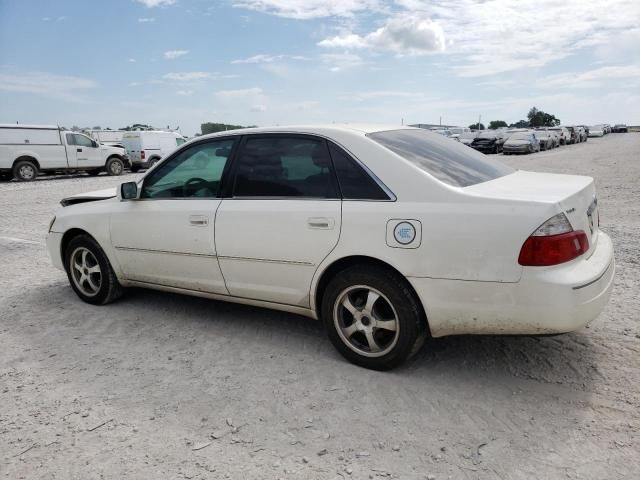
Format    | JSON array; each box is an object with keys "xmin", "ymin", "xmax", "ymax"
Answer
[{"xmin": 119, "ymin": 181, "xmax": 139, "ymax": 200}]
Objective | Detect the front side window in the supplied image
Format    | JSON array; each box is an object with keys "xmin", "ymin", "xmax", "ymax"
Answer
[
  {"xmin": 233, "ymin": 136, "xmax": 337, "ymax": 198},
  {"xmin": 74, "ymin": 134, "xmax": 94, "ymax": 147},
  {"xmin": 66, "ymin": 133, "xmax": 76, "ymax": 145},
  {"xmin": 141, "ymin": 139, "xmax": 235, "ymax": 199},
  {"xmin": 368, "ymin": 129, "xmax": 514, "ymax": 188},
  {"xmin": 176, "ymin": 138, "xmax": 186, "ymax": 146}
]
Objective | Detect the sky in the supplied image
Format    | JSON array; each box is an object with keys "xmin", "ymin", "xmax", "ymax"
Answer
[{"xmin": 1, "ymin": 0, "xmax": 639, "ymax": 136}]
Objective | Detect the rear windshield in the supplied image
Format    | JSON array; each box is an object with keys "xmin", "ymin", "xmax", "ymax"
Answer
[{"xmin": 368, "ymin": 129, "xmax": 514, "ymax": 187}]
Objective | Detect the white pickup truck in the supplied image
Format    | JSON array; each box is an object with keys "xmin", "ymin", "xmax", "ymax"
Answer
[{"xmin": 0, "ymin": 124, "xmax": 129, "ymax": 181}]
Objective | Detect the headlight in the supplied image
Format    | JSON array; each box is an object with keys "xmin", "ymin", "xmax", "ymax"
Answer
[{"xmin": 48, "ymin": 216, "xmax": 56, "ymax": 233}]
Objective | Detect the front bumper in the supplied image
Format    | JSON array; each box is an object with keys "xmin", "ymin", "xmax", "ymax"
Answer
[
  {"xmin": 503, "ymin": 145, "xmax": 531, "ymax": 153},
  {"xmin": 408, "ymin": 230, "xmax": 615, "ymax": 337},
  {"xmin": 47, "ymin": 231, "xmax": 64, "ymax": 270}
]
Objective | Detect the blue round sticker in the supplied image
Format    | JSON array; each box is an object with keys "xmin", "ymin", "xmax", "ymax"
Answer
[{"xmin": 393, "ymin": 222, "xmax": 416, "ymax": 245}]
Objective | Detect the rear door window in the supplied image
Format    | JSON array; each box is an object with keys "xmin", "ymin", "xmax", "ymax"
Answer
[
  {"xmin": 328, "ymin": 142, "xmax": 390, "ymax": 200},
  {"xmin": 232, "ymin": 136, "xmax": 338, "ymax": 198},
  {"xmin": 368, "ymin": 129, "xmax": 514, "ymax": 187}
]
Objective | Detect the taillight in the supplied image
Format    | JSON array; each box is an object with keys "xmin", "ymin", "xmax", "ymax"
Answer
[
  {"xmin": 140, "ymin": 150, "xmax": 145, "ymax": 160},
  {"xmin": 518, "ymin": 213, "xmax": 589, "ymax": 266}
]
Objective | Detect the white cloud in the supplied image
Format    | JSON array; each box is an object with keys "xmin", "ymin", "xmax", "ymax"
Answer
[
  {"xmin": 313, "ymin": 0, "xmax": 640, "ymax": 76},
  {"xmin": 164, "ymin": 49, "xmax": 189, "ymax": 60},
  {"xmin": 136, "ymin": 0, "xmax": 175, "ymax": 7},
  {"xmin": 0, "ymin": 71, "xmax": 96, "ymax": 102},
  {"xmin": 320, "ymin": 52, "xmax": 366, "ymax": 72},
  {"xmin": 129, "ymin": 82, "xmax": 141, "ymax": 87},
  {"xmin": 251, "ymin": 104, "xmax": 267, "ymax": 112},
  {"xmin": 319, "ymin": 14, "xmax": 445, "ymax": 55},
  {"xmin": 138, "ymin": 17, "xmax": 156, "ymax": 22},
  {"xmin": 176, "ymin": 90, "xmax": 193, "ymax": 96},
  {"xmin": 163, "ymin": 72, "xmax": 211, "ymax": 81},
  {"xmin": 293, "ymin": 100, "xmax": 320, "ymax": 110},
  {"xmin": 216, "ymin": 87, "xmax": 263, "ymax": 98},
  {"xmin": 541, "ymin": 65, "xmax": 640, "ymax": 89},
  {"xmin": 128, "ymin": 58, "xmax": 136, "ymax": 62},
  {"xmin": 231, "ymin": 0, "xmax": 381, "ymax": 19},
  {"xmin": 231, "ymin": 54, "xmax": 309, "ymax": 64},
  {"xmin": 42, "ymin": 17, "xmax": 50, "ymax": 21}
]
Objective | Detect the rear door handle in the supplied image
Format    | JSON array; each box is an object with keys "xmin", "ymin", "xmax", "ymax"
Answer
[
  {"xmin": 189, "ymin": 215, "xmax": 209, "ymax": 226},
  {"xmin": 308, "ymin": 217, "xmax": 334, "ymax": 229}
]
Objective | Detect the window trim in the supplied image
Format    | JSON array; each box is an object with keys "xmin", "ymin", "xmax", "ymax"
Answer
[
  {"xmin": 225, "ymin": 133, "xmax": 342, "ymax": 201},
  {"xmin": 326, "ymin": 140, "xmax": 396, "ymax": 202},
  {"xmin": 138, "ymin": 136, "xmax": 239, "ymax": 200}
]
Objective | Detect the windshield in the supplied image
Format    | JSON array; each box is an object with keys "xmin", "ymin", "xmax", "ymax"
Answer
[
  {"xmin": 510, "ymin": 133, "xmax": 530, "ymax": 140},
  {"xmin": 460, "ymin": 132, "xmax": 477, "ymax": 140},
  {"xmin": 368, "ymin": 129, "xmax": 514, "ymax": 188},
  {"xmin": 478, "ymin": 131, "xmax": 497, "ymax": 139}
]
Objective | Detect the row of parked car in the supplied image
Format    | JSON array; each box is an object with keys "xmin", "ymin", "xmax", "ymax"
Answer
[{"xmin": 427, "ymin": 123, "xmax": 627, "ymax": 155}]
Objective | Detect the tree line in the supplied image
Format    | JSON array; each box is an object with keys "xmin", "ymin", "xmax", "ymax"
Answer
[{"xmin": 469, "ymin": 107, "xmax": 561, "ymax": 130}]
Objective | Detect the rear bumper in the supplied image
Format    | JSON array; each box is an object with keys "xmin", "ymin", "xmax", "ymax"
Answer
[
  {"xmin": 503, "ymin": 145, "xmax": 531, "ymax": 153},
  {"xmin": 408, "ymin": 231, "xmax": 615, "ymax": 337}
]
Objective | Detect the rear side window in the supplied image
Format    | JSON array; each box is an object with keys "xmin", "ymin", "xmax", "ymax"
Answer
[
  {"xmin": 368, "ymin": 129, "xmax": 514, "ymax": 187},
  {"xmin": 233, "ymin": 136, "xmax": 338, "ymax": 198},
  {"xmin": 328, "ymin": 143, "xmax": 390, "ymax": 200}
]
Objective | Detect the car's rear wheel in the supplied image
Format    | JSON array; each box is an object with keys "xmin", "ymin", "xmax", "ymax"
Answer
[
  {"xmin": 64, "ymin": 234, "xmax": 123, "ymax": 305},
  {"xmin": 13, "ymin": 159, "xmax": 38, "ymax": 181},
  {"xmin": 321, "ymin": 265, "xmax": 426, "ymax": 370}
]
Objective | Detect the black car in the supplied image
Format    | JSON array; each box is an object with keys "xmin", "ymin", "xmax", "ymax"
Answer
[
  {"xmin": 470, "ymin": 131, "xmax": 504, "ymax": 154},
  {"xmin": 612, "ymin": 124, "xmax": 628, "ymax": 133}
]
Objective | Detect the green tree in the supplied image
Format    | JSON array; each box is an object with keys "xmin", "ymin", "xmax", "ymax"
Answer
[
  {"xmin": 527, "ymin": 107, "xmax": 560, "ymax": 127},
  {"xmin": 488, "ymin": 120, "xmax": 508, "ymax": 129},
  {"xmin": 509, "ymin": 120, "xmax": 529, "ymax": 128},
  {"xmin": 201, "ymin": 122, "xmax": 255, "ymax": 134},
  {"xmin": 468, "ymin": 123, "xmax": 485, "ymax": 130}
]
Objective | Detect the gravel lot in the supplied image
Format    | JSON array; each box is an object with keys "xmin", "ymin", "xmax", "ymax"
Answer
[{"xmin": 1, "ymin": 133, "xmax": 639, "ymax": 479}]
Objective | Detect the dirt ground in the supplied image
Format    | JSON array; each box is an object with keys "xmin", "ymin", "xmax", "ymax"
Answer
[{"xmin": 1, "ymin": 133, "xmax": 639, "ymax": 480}]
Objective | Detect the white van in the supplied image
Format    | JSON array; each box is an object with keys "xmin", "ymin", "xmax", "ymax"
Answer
[
  {"xmin": 0, "ymin": 124, "xmax": 129, "ymax": 181},
  {"xmin": 84, "ymin": 130, "xmax": 125, "ymax": 148},
  {"xmin": 122, "ymin": 131, "xmax": 186, "ymax": 172}
]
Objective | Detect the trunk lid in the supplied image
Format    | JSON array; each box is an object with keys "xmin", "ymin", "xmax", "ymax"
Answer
[{"xmin": 465, "ymin": 170, "xmax": 599, "ymax": 251}]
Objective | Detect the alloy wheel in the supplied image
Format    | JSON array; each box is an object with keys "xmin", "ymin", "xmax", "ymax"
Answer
[
  {"xmin": 70, "ymin": 247, "xmax": 102, "ymax": 297},
  {"xmin": 333, "ymin": 285, "xmax": 400, "ymax": 358}
]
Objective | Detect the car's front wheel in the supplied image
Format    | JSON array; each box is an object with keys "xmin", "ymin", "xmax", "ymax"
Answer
[
  {"xmin": 106, "ymin": 157, "xmax": 124, "ymax": 176},
  {"xmin": 322, "ymin": 265, "xmax": 426, "ymax": 370},
  {"xmin": 64, "ymin": 234, "xmax": 123, "ymax": 305}
]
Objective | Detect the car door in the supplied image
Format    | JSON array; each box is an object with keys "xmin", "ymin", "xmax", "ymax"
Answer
[
  {"xmin": 110, "ymin": 137, "xmax": 237, "ymax": 293},
  {"xmin": 71, "ymin": 133, "xmax": 103, "ymax": 167},
  {"xmin": 64, "ymin": 133, "xmax": 79, "ymax": 167},
  {"xmin": 215, "ymin": 134, "xmax": 342, "ymax": 307}
]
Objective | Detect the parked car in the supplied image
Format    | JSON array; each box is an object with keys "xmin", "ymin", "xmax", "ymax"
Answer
[
  {"xmin": 535, "ymin": 130, "xmax": 555, "ymax": 151},
  {"xmin": 459, "ymin": 131, "xmax": 480, "ymax": 146},
  {"xmin": 447, "ymin": 127, "xmax": 471, "ymax": 141},
  {"xmin": 122, "ymin": 130, "xmax": 186, "ymax": 172},
  {"xmin": 547, "ymin": 126, "xmax": 570, "ymax": 145},
  {"xmin": 84, "ymin": 129, "xmax": 125, "ymax": 149},
  {"xmin": 612, "ymin": 124, "xmax": 628, "ymax": 133},
  {"xmin": 502, "ymin": 132, "xmax": 541, "ymax": 154},
  {"xmin": 470, "ymin": 131, "xmax": 505, "ymax": 154},
  {"xmin": 539, "ymin": 129, "xmax": 561, "ymax": 148},
  {"xmin": 0, "ymin": 124, "xmax": 129, "ymax": 181},
  {"xmin": 574, "ymin": 126, "xmax": 586, "ymax": 143},
  {"xmin": 588, "ymin": 126, "xmax": 605, "ymax": 137},
  {"xmin": 563, "ymin": 126, "xmax": 580, "ymax": 144},
  {"xmin": 576, "ymin": 125, "xmax": 590, "ymax": 140},
  {"xmin": 46, "ymin": 125, "xmax": 614, "ymax": 370}
]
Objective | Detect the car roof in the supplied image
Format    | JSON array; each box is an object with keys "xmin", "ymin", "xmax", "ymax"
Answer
[{"xmin": 196, "ymin": 124, "xmax": 418, "ymax": 141}]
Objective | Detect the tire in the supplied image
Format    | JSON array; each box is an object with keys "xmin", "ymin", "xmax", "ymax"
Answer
[
  {"xmin": 148, "ymin": 157, "xmax": 160, "ymax": 169},
  {"xmin": 87, "ymin": 169, "xmax": 102, "ymax": 176},
  {"xmin": 12, "ymin": 159, "xmax": 38, "ymax": 181},
  {"xmin": 321, "ymin": 265, "xmax": 426, "ymax": 370},
  {"xmin": 64, "ymin": 234, "xmax": 123, "ymax": 305},
  {"xmin": 106, "ymin": 157, "xmax": 124, "ymax": 176}
]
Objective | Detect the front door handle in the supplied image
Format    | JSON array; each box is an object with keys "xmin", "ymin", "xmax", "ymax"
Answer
[
  {"xmin": 189, "ymin": 215, "xmax": 209, "ymax": 226},
  {"xmin": 77, "ymin": 148, "xmax": 83, "ymax": 152},
  {"xmin": 308, "ymin": 217, "xmax": 335, "ymax": 229}
]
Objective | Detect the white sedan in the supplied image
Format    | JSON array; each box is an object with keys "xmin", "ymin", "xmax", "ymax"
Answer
[{"xmin": 47, "ymin": 125, "xmax": 615, "ymax": 370}]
